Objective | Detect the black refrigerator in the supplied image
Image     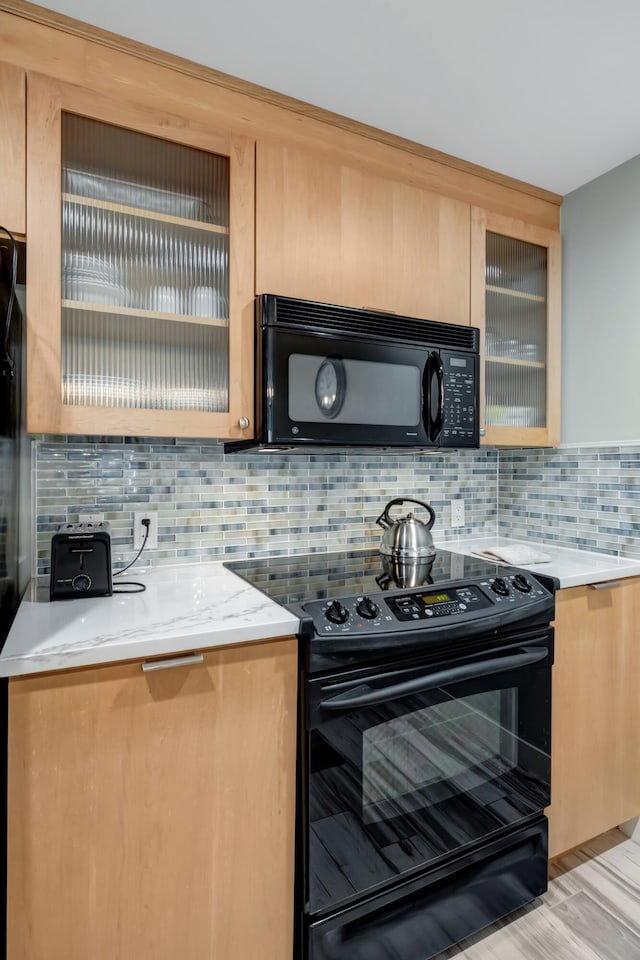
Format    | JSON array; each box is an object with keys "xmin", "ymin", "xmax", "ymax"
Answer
[{"xmin": 0, "ymin": 230, "xmax": 28, "ymax": 959}]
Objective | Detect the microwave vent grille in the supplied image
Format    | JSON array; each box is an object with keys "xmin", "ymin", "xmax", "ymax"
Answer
[{"xmin": 266, "ymin": 296, "xmax": 479, "ymax": 351}]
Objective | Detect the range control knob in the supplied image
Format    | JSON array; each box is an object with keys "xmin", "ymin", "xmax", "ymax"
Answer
[
  {"xmin": 325, "ymin": 600, "xmax": 350, "ymax": 624},
  {"xmin": 490, "ymin": 577, "xmax": 510, "ymax": 597},
  {"xmin": 356, "ymin": 596, "xmax": 379, "ymax": 620},
  {"xmin": 513, "ymin": 573, "xmax": 532, "ymax": 593}
]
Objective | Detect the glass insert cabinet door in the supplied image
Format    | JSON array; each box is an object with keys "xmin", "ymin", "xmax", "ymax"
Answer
[
  {"xmin": 26, "ymin": 75, "xmax": 255, "ymax": 438},
  {"xmin": 471, "ymin": 208, "xmax": 561, "ymax": 447}
]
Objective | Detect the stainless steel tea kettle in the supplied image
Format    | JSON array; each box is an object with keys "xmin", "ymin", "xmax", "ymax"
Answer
[{"xmin": 376, "ymin": 497, "xmax": 437, "ymax": 558}]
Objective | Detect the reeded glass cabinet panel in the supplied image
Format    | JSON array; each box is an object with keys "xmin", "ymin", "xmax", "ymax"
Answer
[
  {"xmin": 471, "ymin": 208, "xmax": 561, "ymax": 447},
  {"xmin": 485, "ymin": 232, "xmax": 547, "ymax": 429},
  {"xmin": 61, "ymin": 115, "xmax": 230, "ymax": 412},
  {"xmin": 26, "ymin": 75, "xmax": 254, "ymax": 437}
]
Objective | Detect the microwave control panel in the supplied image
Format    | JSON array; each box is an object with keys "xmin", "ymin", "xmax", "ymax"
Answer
[{"xmin": 440, "ymin": 351, "xmax": 478, "ymax": 445}]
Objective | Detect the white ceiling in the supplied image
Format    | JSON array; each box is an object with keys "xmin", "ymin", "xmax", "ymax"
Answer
[{"xmin": 40, "ymin": 0, "xmax": 640, "ymax": 195}]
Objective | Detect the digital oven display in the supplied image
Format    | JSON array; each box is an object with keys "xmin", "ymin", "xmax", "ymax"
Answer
[{"xmin": 422, "ymin": 592, "xmax": 452, "ymax": 605}]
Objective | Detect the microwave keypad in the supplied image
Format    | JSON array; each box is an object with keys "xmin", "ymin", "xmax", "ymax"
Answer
[{"xmin": 441, "ymin": 355, "xmax": 477, "ymax": 441}]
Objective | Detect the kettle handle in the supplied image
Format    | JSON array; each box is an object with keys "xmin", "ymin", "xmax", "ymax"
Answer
[{"xmin": 376, "ymin": 498, "xmax": 436, "ymax": 530}]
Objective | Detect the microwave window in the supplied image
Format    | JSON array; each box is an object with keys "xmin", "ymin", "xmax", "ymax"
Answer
[{"xmin": 288, "ymin": 355, "xmax": 421, "ymax": 425}]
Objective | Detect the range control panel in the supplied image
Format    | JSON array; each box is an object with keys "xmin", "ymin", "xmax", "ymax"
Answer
[
  {"xmin": 386, "ymin": 584, "xmax": 490, "ymax": 621},
  {"xmin": 303, "ymin": 572, "xmax": 550, "ymax": 636}
]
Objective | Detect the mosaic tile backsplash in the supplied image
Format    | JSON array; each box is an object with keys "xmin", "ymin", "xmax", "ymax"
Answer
[
  {"xmin": 34, "ymin": 439, "xmax": 640, "ymax": 575},
  {"xmin": 499, "ymin": 444, "xmax": 640, "ymax": 559},
  {"xmin": 34, "ymin": 438, "xmax": 498, "ymax": 575}
]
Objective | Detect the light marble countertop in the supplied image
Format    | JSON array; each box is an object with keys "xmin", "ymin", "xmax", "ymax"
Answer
[
  {"xmin": 0, "ymin": 562, "xmax": 300, "ymax": 679},
  {"xmin": 4, "ymin": 538, "xmax": 640, "ymax": 680},
  {"xmin": 441, "ymin": 537, "xmax": 640, "ymax": 589}
]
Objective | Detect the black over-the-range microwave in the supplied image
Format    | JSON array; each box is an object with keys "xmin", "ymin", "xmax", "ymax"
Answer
[{"xmin": 225, "ymin": 294, "xmax": 480, "ymax": 453}]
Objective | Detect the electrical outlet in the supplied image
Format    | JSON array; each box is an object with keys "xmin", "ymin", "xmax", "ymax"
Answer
[
  {"xmin": 133, "ymin": 511, "xmax": 159, "ymax": 550},
  {"xmin": 78, "ymin": 512, "xmax": 104, "ymax": 525},
  {"xmin": 451, "ymin": 499, "xmax": 465, "ymax": 528}
]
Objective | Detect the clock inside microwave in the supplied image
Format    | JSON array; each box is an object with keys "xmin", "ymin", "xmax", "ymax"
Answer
[{"xmin": 314, "ymin": 357, "xmax": 346, "ymax": 419}]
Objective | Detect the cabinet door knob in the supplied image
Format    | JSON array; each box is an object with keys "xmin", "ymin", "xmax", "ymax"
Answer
[
  {"xmin": 479, "ymin": 428, "xmax": 486, "ymax": 436},
  {"xmin": 239, "ymin": 416, "xmax": 250, "ymax": 429}
]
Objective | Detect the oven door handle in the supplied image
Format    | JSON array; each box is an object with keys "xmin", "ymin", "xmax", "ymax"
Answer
[{"xmin": 318, "ymin": 646, "xmax": 549, "ymax": 712}]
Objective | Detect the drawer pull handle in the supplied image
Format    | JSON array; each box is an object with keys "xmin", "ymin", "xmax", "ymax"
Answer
[
  {"xmin": 589, "ymin": 581, "xmax": 621, "ymax": 590},
  {"xmin": 141, "ymin": 653, "xmax": 204, "ymax": 672}
]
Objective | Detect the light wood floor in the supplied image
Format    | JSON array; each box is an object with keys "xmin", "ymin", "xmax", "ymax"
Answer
[{"xmin": 438, "ymin": 830, "xmax": 640, "ymax": 959}]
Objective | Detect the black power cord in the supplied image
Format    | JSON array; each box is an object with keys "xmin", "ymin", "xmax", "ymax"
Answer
[
  {"xmin": 112, "ymin": 518, "xmax": 151, "ymax": 594},
  {"xmin": 0, "ymin": 224, "xmax": 18, "ymax": 380}
]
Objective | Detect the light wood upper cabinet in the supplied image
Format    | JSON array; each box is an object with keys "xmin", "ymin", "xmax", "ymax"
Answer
[
  {"xmin": 7, "ymin": 637, "xmax": 298, "ymax": 960},
  {"xmin": 26, "ymin": 72, "xmax": 255, "ymax": 438},
  {"xmin": 548, "ymin": 579, "xmax": 640, "ymax": 859},
  {"xmin": 257, "ymin": 141, "xmax": 471, "ymax": 325},
  {"xmin": 471, "ymin": 208, "xmax": 561, "ymax": 447},
  {"xmin": 0, "ymin": 62, "xmax": 26, "ymax": 237}
]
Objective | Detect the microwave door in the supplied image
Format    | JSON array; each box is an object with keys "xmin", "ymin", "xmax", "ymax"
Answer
[
  {"xmin": 266, "ymin": 329, "xmax": 432, "ymax": 447},
  {"xmin": 425, "ymin": 351, "xmax": 444, "ymax": 444}
]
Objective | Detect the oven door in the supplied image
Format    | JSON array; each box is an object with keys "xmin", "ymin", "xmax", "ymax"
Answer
[
  {"xmin": 262, "ymin": 326, "xmax": 438, "ymax": 446},
  {"xmin": 304, "ymin": 630, "xmax": 552, "ymax": 916}
]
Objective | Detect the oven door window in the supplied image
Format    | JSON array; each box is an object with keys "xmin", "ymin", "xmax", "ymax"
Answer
[
  {"xmin": 362, "ymin": 688, "xmax": 517, "ymax": 824},
  {"xmin": 306, "ymin": 644, "xmax": 551, "ymax": 914}
]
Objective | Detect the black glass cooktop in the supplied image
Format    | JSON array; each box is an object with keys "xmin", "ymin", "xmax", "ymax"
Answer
[{"xmin": 225, "ymin": 547, "xmax": 507, "ymax": 608}]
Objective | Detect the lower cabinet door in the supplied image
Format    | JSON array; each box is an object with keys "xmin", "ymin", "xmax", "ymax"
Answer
[
  {"xmin": 7, "ymin": 638, "xmax": 297, "ymax": 960},
  {"xmin": 548, "ymin": 579, "xmax": 640, "ymax": 858}
]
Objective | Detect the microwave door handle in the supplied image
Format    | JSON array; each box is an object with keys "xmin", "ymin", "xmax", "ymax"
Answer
[
  {"xmin": 426, "ymin": 351, "xmax": 445, "ymax": 443},
  {"xmin": 319, "ymin": 646, "xmax": 549, "ymax": 712},
  {"xmin": 435, "ymin": 353, "xmax": 445, "ymax": 438}
]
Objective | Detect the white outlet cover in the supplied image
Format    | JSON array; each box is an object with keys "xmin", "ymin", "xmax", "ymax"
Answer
[
  {"xmin": 133, "ymin": 511, "xmax": 159, "ymax": 550},
  {"xmin": 451, "ymin": 500, "xmax": 465, "ymax": 528}
]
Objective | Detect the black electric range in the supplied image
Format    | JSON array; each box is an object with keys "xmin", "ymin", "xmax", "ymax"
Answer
[
  {"xmin": 228, "ymin": 546, "xmax": 558, "ymax": 960},
  {"xmin": 226, "ymin": 547, "xmax": 557, "ymax": 674}
]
